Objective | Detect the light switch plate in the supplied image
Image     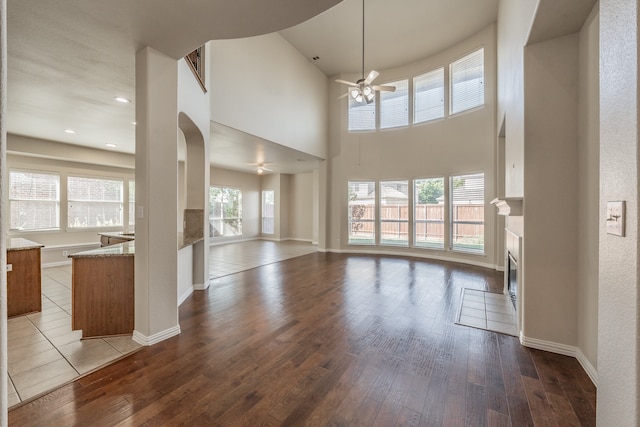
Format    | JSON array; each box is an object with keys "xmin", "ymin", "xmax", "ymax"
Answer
[{"xmin": 606, "ymin": 201, "xmax": 625, "ymax": 236}]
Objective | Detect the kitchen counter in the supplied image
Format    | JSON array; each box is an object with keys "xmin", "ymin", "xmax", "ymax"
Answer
[
  {"xmin": 7, "ymin": 238, "xmax": 44, "ymax": 317},
  {"xmin": 98, "ymin": 232, "xmax": 135, "ymax": 247},
  {"xmin": 70, "ymin": 241, "xmax": 135, "ymax": 258}
]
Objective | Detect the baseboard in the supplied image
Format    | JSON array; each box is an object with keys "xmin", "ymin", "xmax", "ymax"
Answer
[
  {"xmin": 193, "ymin": 282, "xmax": 209, "ymax": 291},
  {"xmin": 576, "ymin": 348, "xmax": 598, "ymax": 387},
  {"xmin": 520, "ymin": 333, "xmax": 598, "ymax": 387},
  {"xmin": 42, "ymin": 260, "xmax": 72, "ymax": 268},
  {"xmin": 282, "ymin": 238, "xmax": 313, "ymax": 243},
  {"xmin": 321, "ymin": 247, "xmax": 498, "ymax": 270},
  {"xmin": 209, "ymin": 237, "xmax": 258, "ymax": 247},
  {"xmin": 133, "ymin": 325, "xmax": 181, "ymax": 346},
  {"xmin": 178, "ymin": 287, "xmax": 194, "ymax": 306}
]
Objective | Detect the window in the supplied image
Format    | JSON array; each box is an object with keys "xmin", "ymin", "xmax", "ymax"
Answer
[
  {"xmin": 210, "ymin": 186, "xmax": 242, "ymax": 237},
  {"xmin": 9, "ymin": 170, "xmax": 60, "ymax": 231},
  {"xmin": 262, "ymin": 190, "xmax": 275, "ymax": 234},
  {"xmin": 348, "ymin": 96, "xmax": 376, "ymax": 131},
  {"xmin": 380, "ymin": 79, "xmax": 409, "ymax": 129},
  {"xmin": 450, "ymin": 48, "xmax": 484, "ymax": 114},
  {"xmin": 414, "ymin": 68, "xmax": 444, "ymax": 123},
  {"xmin": 414, "ymin": 177, "xmax": 445, "ymax": 249},
  {"xmin": 67, "ymin": 176, "xmax": 123, "ymax": 228},
  {"xmin": 450, "ymin": 173, "xmax": 484, "ymax": 254},
  {"xmin": 128, "ymin": 180, "xmax": 135, "ymax": 228},
  {"xmin": 348, "ymin": 181, "xmax": 376, "ymax": 245},
  {"xmin": 380, "ymin": 180, "xmax": 409, "ymax": 246}
]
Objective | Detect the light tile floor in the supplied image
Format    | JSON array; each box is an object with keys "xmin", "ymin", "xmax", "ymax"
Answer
[
  {"xmin": 7, "ymin": 265, "xmax": 142, "ymax": 408},
  {"xmin": 209, "ymin": 240, "xmax": 317, "ymax": 279},
  {"xmin": 8, "ymin": 240, "xmax": 317, "ymax": 408},
  {"xmin": 456, "ymin": 288, "xmax": 518, "ymax": 336}
]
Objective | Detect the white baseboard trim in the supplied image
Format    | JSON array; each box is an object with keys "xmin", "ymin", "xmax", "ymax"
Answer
[
  {"xmin": 193, "ymin": 282, "xmax": 209, "ymax": 291},
  {"xmin": 576, "ymin": 348, "xmax": 598, "ymax": 387},
  {"xmin": 321, "ymin": 247, "xmax": 498, "ymax": 270},
  {"xmin": 209, "ymin": 237, "xmax": 258, "ymax": 247},
  {"xmin": 283, "ymin": 238, "xmax": 314, "ymax": 243},
  {"xmin": 42, "ymin": 260, "xmax": 72, "ymax": 268},
  {"xmin": 520, "ymin": 334, "xmax": 598, "ymax": 386},
  {"xmin": 133, "ymin": 325, "xmax": 181, "ymax": 346},
  {"xmin": 178, "ymin": 287, "xmax": 194, "ymax": 306}
]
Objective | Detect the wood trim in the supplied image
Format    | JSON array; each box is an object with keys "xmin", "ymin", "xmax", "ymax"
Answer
[{"xmin": 184, "ymin": 55, "xmax": 207, "ymax": 93}]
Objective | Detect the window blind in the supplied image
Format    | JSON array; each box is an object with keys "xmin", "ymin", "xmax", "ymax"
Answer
[
  {"xmin": 9, "ymin": 170, "xmax": 60, "ymax": 231},
  {"xmin": 348, "ymin": 96, "xmax": 376, "ymax": 131},
  {"xmin": 414, "ymin": 68, "xmax": 444, "ymax": 123},
  {"xmin": 450, "ymin": 48, "xmax": 484, "ymax": 115},
  {"xmin": 67, "ymin": 176, "xmax": 123, "ymax": 228},
  {"xmin": 380, "ymin": 79, "xmax": 409, "ymax": 129}
]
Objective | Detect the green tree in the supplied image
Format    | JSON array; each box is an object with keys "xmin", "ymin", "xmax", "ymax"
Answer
[{"xmin": 417, "ymin": 179, "xmax": 444, "ymax": 204}]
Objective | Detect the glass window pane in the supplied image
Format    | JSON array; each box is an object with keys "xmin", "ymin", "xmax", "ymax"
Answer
[
  {"xmin": 128, "ymin": 180, "xmax": 135, "ymax": 227},
  {"xmin": 414, "ymin": 68, "xmax": 444, "ymax": 123},
  {"xmin": 380, "ymin": 80, "xmax": 409, "ymax": 129},
  {"xmin": 413, "ymin": 177, "xmax": 445, "ymax": 249},
  {"xmin": 348, "ymin": 96, "xmax": 376, "ymax": 131},
  {"xmin": 210, "ymin": 186, "xmax": 243, "ymax": 237},
  {"xmin": 450, "ymin": 48, "xmax": 484, "ymax": 114},
  {"xmin": 9, "ymin": 170, "xmax": 60, "ymax": 231},
  {"xmin": 348, "ymin": 181, "xmax": 375, "ymax": 245},
  {"xmin": 450, "ymin": 173, "xmax": 484, "ymax": 254},
  {"xmin": 380, "ymin": 180, "xmax": 408, "ymax": 246},
  {"xmin": 67, "ymin": 176, "xmax": 123, "ymax": 228},
  {"xmin": 262, "ymin": 190, "xmax": 275, "ymax": 235}
]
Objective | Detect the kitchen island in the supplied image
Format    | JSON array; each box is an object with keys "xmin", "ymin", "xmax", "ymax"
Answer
[
  {"xmin": 70, "ymin": 241, "xmax": 134, "ymax": 338},
  {"xmin": 7, "ymin": 238, "xmax": 44, "ymax": 317}
]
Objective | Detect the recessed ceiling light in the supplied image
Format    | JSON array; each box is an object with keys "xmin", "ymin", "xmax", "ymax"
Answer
[
  {"xmin": 105, "ymin": 143, "xmax": 118, "ymax": 148},
  {"xmin": 64, "ymin": 129, "xmax": 75, "ymax": 134},
  {"xmin": 115, "ymin": 97, "xmax": 131, "ymax": 104}
]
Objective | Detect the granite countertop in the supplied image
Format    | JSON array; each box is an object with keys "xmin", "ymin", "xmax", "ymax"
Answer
[
  {"xmin": 7, "ymin": 238, "xmax": 45, "ymax": 251},
  {"xmin": 97, "ymin": 232, "xmax": 135, "ymax": 241},
  {"xmin": 69, "ymin": 241, "xmax": 135, "ymax": 258},
  {"xmin": 178, "ymin": 233, "xmax": 204, "ymax": 250}
]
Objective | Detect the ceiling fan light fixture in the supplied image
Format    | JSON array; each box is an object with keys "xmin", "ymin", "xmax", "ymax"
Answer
[
  {"xmin": 355, "ymin": 93, "xmax": 364, "ymax": 103},
  {"xmin": 365, "ymin": 91, "xmax": 375, "ymax": 103}
]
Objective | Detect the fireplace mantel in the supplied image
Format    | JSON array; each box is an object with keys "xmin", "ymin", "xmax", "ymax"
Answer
[{"xmin": 491, "ymin": 197, "xmax": 523, "ymax": 216}]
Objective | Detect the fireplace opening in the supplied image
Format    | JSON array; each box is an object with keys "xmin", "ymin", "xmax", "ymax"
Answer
[{"xmin": 507, "ymin": 252, "xmax": 517, "ymax": 309}]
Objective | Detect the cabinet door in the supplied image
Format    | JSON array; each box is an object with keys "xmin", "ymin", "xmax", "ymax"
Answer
[{"xmin": 7, "ymin": 249, "xmax": 42, "ymax": 317}]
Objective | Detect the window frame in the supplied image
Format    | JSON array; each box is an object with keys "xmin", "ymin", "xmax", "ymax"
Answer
[
  {"xmin": 66, "ymin": 174, "xmax": 124, "ymax": 230},
  {"xmin": 9, "ymin": 168, "xmax": 61, "ymax": 232},
  {"xmin": 449, "ymin": 172, "xmax": 485, "ymax": 254},
  {"xmin": 379, "ymin": 179, "xmax": 409, "ymax": 247},
  {"xmin": 413, "ymin": 67, "xmax": 445, "ymax": 124},
  {"xmin": 449, "ymin": 48, "xmax": 485, "ymax": 115}
]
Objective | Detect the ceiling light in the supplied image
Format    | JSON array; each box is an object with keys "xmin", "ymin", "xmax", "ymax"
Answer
[
  {"xmin": 105, "ymin": 143, "xmax": 117, "ymax": 148},
  {"xmin": 256, "ymin": 167, "xmax": 264, "ymax": 175},
  {"xmin": 115, "ymin": 97, "xmax": 131, "ymax": 103},
  {"xmin": 64, "ymin": 129, "xmax": 75, "ymax": 134}
]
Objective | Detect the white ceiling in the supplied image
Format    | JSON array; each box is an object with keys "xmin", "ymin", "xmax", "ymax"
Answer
[{"xmin": 7, "ymin": 0, "xmax": 499, "ymax": 175}]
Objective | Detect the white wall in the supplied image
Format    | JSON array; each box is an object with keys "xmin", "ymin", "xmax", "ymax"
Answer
[
  {"xmin": 577, "ymin": 3, "xmax": 600, "ymax": 379},
  {"xmin": 210, "ymin": 166, "xmax": 261, "ymax": 241},
  {"xmin": 598, "ymin": 0, "xmax": 640, "ymax": 424},
  {"xmin": 325, "ymin": 25, "xmax": 498, "ymax": 268},
  {"xmin": 288, "ymin": 172, "xmax": 314, "ymax": 241},
  {"xmin": 210, "ymin": 33, "xmax": 328, "ymax": 160}
]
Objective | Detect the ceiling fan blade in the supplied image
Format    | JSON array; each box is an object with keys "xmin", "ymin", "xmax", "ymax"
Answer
[
  {"xmin": 335, "ymin": 79, "xmax": 358, "ymax": 87},
  {"xmin": 364, "ymin": 70, "xmax": 379, "ymax": 85},
  {"xmin": 373, "ymin": 85, "xmax": 396, "ymax": 92},
  {"xmin": 337, "ymin": 92, "xmax": 349, "ymax": 100}
]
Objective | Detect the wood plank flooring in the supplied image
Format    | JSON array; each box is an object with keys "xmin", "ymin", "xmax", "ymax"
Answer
[{"xmin": 8, "ymin": 253, "xmax": 596, "ymax": 426}]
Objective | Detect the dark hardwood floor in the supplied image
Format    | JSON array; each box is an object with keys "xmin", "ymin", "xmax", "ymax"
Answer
[{"xmin": 9, "ymin": 253, "xmax": 596, "ymax": 426}]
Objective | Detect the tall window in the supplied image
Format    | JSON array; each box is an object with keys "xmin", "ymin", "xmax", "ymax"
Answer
[
  {"xmin": 348, "ymin": 181, "xmax": 376, "ymax": 245},
  {"xmin": 348, "ymin": 96, "xmax": 376, "ymax": 131},
  {"xmin": 380, "ymin": 79, "xmax": 409, "ymax": 129},
  {"xmin": 262, "ymin": 190, "xmax": 275, "ymax": 235},
  {"xmin": 210, "ymin": 186, "xmax": 242, "ymax": 237},
  {"xmin": 450, "ymin": 173, "xmax": 484, "ymax": 254},
  {"xmin": 128, "ymin": 179, "xmax": 135, "ymax": 228},
  {"xmin": 450, "ymin": 48, "xmax": 484, "ymax": 115},
  {"xmin": 414, "ymin": 68, "xmax": 444, "ymax": 123},
  {"xmin": 9, "ymin": 170, "xmax": 60, "ymax": 231},
  {"xmin": 380, "ymin": 180, "xmax": 409, "ymax": 246},
  {"xmin": 414, "ymin": 177, "xmax": 445, "ymax": 249},
  {"xmin": 67, "ymin": 176, "xmax": 123, "ymax": 228}
]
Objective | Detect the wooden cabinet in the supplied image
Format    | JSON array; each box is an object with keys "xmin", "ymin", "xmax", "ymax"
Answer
[
  {"xmin": 7, "ymin": 239, "xmax": 43, "ymax": 318},
  {"xmin": 71, "ymin": 246, "xmax": 134, "ymax": 338}
]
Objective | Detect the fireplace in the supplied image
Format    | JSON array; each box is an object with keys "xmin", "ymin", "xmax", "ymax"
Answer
[{"xmin": 504, "ymin": 228, "xmax": 522, "ymax": 314}]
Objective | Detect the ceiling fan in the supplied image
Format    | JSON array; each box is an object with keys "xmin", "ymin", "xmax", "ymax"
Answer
[
  {"xmin": 250, "ymin": 163, "xmax": 273, "ymax": 175},
  {"xmin": 336, "ymin": 0, "xmax": 395, "ymax": 104}
]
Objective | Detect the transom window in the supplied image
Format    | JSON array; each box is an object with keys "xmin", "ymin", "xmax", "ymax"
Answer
[
  {"xmin": 67, "ymin": 176, "xmax": 123, "ymax": 228},
  {"xmin": 380, "ymin": 80, "xmax": 408, "ymax": 129},
  {"xmin": 9, "ymin": 169, "xmax": 60, "ymax": 231},
  {"xmin": 348, "ymin": 96, "xmax": 376, "ymax": 131},
  {"xmin": 450, "ymin": 48, "xmax": 485, "ymax": 115},
  {"xmin": 414, "ymin": 68, "xmax": 444, "ymax": 123}
]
